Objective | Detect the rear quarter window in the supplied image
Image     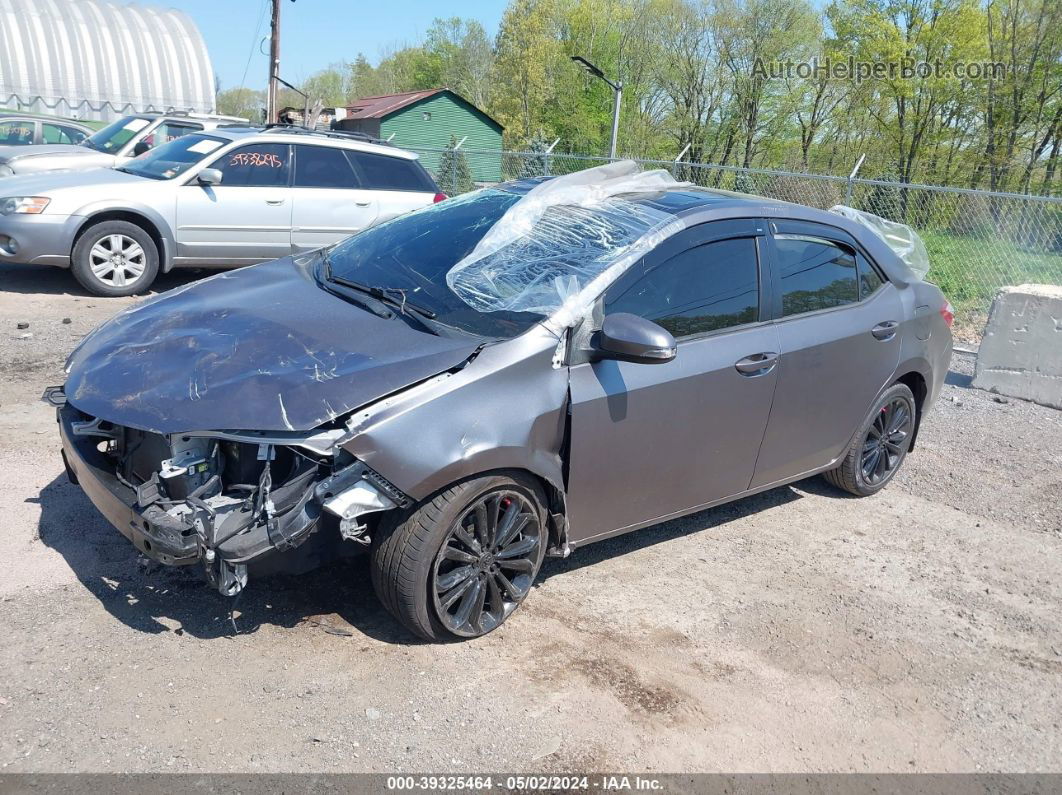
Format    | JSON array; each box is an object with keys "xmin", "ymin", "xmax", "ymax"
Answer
[
  {"xmin": 346, "ymin": 150, "xmax": 437, "ymax": 192},
  {"xmin": 858, "ymin": 252, "xmax": 885, "ymax": 298}
]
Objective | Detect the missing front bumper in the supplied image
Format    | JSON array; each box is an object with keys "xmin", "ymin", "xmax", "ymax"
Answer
[{"xmin": 56, "ymin": 400, "xmax": 410, "ymax": 594}]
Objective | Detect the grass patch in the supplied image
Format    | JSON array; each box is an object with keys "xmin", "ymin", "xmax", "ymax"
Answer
[{"xmin": 922, "ymin": 230, "xmax": 1062, "ymax": 331}]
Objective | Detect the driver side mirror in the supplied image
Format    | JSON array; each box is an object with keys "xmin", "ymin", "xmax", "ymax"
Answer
[
  {"xmin": 132, "ymin": 140, "xmax": 151, "ymax": 156},
  {"xmin": 595, "ymin": 313, "xmax": 677, "ymax": 365},
  {"xmin": 197, "ymin": 168, "xmax": 223, "ymax": 186}
]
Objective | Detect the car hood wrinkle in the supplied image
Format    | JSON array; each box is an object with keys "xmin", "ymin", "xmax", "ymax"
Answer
[{"xmin": 64, "ymin": 257, "xmax": 481, "ymax": 434}]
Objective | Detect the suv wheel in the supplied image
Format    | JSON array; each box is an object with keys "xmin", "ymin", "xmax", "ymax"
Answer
[
  {"xmin": 823, "ymin": 382, "xmax": 916, "ymax": 497},
  {"xmin": 72, "ymin": 220, "xmax": 159, "ymax": 297},
  {"xmin": 371, "ymin": 473, "xmax": 548, "ymax": 641}
]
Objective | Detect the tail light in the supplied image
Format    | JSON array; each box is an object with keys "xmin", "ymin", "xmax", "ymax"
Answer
[
  {"xmin": 940, "ymin": 301, "xmax": 955, "ymax": 328},
  {"xmin": 433, "ymin": 192, "xmax": 448, "ymax": 204}
]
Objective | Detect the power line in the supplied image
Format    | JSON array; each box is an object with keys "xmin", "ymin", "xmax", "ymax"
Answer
[{"xmin": 238, "ymin": 0, "xmax": 269, "ymax": 92}]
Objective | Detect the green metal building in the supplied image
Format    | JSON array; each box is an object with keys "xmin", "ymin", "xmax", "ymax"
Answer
[{"xmin": 337, "ymin": 89, "xmax": 503, "ymax": 183}]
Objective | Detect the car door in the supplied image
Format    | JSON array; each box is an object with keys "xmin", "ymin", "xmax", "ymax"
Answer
[
  {"xmin": 748, "ymin": 221, "xmax": 903, "ymax": 489},
  {"xmin": 346, "ymin": 149, "xmax": 439, "ymax": 224},
  {"xmin": 290, "ymin": 143, "xmax": 378, "ymax": 252},
  {"xmin": 174, "ymin": 142, "xmax": 293, "ymax": 265},
  {"xmin": 566, "ymin": 220, "xmax": 781, "ymax": 544}
]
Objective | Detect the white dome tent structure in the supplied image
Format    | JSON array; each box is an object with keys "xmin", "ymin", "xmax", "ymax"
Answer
[{"xmin": 0, "ymin": 0, "xmax": 216, "ymax": 121}]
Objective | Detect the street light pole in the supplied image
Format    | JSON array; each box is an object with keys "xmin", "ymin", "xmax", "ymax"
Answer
[
  {"xmin": 571, "ymin": 56, "xmax": 622, "ymax": 160},
  {"xmin": 608, "ymin": 80, "xmax": 622, "ymax": 160}
]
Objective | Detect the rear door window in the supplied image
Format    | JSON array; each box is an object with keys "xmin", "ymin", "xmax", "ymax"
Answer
[
  {"xmin": 43, "ymin": 123, "xmax": 86, "ymax": 144},
  {"xmin": 604, "ymin": 237, "xmax": 761, "ymax": 338},
  {"xmin": 294, "ymin": 144, "xmax": 360, "ymax": 188},
  {"xmin": 210, "ymin": 143, "xmax": 291, "ymax": 188},
  {"xmin": 346, "ymin": 150, "xmax": 436, "ymax": 192},
  {"xmin": 0, "ymin": 120, "xmax": 35, "ymax": 145},
  {"xmin": 774, "ymin": 235, "xmax": 859, "ymax": 317}
]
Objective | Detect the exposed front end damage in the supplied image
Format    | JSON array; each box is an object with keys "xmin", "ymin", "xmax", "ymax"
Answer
[{"xmin": 55, "ymin": 393, "xmax": 411, "ymax": 596}]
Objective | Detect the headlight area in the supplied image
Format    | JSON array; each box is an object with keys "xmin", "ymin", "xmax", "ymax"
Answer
[
  {"xmin": 0, "ymin": 196, "xmax": 50, "ymax": 214},
  {"xmin": 57, "ymin": 401, "xmax": 411, "ymax": 596}
]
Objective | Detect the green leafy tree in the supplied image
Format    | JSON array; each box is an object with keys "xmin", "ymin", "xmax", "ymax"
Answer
[
  {"xmin": 438, "ymin": 135, "xmax": 475, "ymax": 194},
  {"xmin": 302, "ymin": 64, "xmax": 350, "ymax": 107},
  {"xmin": 491, "ymin": 0, "xmax": 563, "ymax": 145},
  {"xmin": 426, "ymin": 18, "xmax": 495, "ymax": 108},
  {"xmin": 520, "ymin": 129, "xmax": 555, "ymax": 176},
  {"xmin": 216, "ymin": 87, "xmax": 266, "ymax": 122}
]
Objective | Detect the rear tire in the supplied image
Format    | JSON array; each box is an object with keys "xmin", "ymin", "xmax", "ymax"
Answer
[
  {"xmin": 823, "ymin": 383, "xmax": 916, "ymax": 497},
  {"xmin": 71, "ymin": 220, "xmax": 158, "ymax": 297},
  {"xmin": 371, "ymin": 472, "xmax": 548, "ymax": 641}
]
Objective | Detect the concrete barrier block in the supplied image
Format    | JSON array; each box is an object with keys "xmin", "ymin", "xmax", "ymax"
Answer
[{"xmin": 973, "ymin": 284, "xmax": 1062, "ymax": 409}]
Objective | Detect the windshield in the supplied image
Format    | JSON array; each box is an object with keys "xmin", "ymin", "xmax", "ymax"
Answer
[
  {"xmin": 324, "ymin": 190, "xmax": 537, "ymax": 339},
  {"xmin": 81, "ymin": 116, "xmax": 153, "ymax": 153},
  {"xmin": 118, "ymin": 134, "xmax": 226, "ymax": 180},
  {"xmin": 323, "ymin": 186, "xmax": 679, "ymax": 339}
]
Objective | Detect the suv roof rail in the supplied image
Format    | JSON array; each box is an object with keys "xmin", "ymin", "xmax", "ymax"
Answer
[
  {"xmin": 261, "ymin": 124, "xmax": 391, "ymax": 146},
  {"xmin": 154, "ymin": 110, "xmax": 250, "ymax": 123}
]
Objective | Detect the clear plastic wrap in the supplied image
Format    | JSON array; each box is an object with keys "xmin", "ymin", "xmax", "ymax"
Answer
[
  {"xmin": 447, "ymin": 161, "xmax": 687, "ymax": 328},
  {"xmin": 829, "ymin": 205, "xmax": 930, "ymax": 279}
]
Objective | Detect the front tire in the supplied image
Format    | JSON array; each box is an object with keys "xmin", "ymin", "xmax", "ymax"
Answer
[
  {"xmin": 823, "ymin": 383, "xmax": 916, "ymax": 496},
  {"xmin": 371, "ymin": 473, "xmax": 548, "ymax": 641},
  {"xmin": 71, "ymin": 220, "xmax": 159, "ymax": 297}
]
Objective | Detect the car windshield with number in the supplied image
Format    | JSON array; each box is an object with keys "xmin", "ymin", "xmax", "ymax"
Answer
[{"xmin": 117, "ymin": 134, "xmax": 226, "ymax": 180}]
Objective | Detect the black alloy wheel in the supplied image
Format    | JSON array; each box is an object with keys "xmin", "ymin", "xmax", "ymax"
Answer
[
  {"xmin": 431, "ymin": 490, "xmax": 541, "ymax": 638},
  {"xmin": 861, "ymin": 396, "xmax": 913, "ymax": 485},
  {"xmin": 823, "ymin": 382, "xmax": 917, "ymax": 497},
  {"xmin": 370, "ymin": 472, "xmax": 548, "ymax": 641}
]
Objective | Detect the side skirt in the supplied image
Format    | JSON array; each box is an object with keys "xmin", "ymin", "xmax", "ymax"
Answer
[{"xmin": 567, "ymin": 457, "xmax": 846, "ymax": 551}]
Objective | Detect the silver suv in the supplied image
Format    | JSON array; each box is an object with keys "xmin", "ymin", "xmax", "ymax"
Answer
[
  {"xmin": 0, "ymin": 127, "xmax": 443, "ymax": 295},
  {"xmin": 0, "ymin": 113, "xmax": 241, "ymax": 178}
]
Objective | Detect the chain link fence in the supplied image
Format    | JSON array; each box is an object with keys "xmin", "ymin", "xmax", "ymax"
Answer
[{"xmin": 411, "ymin": 145, "xmax": 1062, "ymax": 339}]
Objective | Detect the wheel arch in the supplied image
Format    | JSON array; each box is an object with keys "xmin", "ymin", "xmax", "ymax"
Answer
[
  {"xmin": 402, "ymin": 457, "xmax": 570, "ymax": 557},
  {"xmin": 72, "ymin": 205, "xmax": 174, "ymax": 271},
  {"xmin": 893, "ymin": 368, "xmax": 929, "ymax": 451}
]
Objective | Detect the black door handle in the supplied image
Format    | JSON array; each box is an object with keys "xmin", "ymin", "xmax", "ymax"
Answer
[
  {"xmin": 735, "ymin": 352, "xmax": 779, "ymax": 376},
  {"xmin": 872, "ymin": 321, "xmax": 899, "ymax": 340}
]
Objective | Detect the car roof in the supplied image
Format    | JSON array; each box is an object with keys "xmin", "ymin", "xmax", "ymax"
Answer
[
  {"xmin": 499, "ymin": 176, "xmax": 824, "ymax": 219},
  {"xmin": 194, "ymin": 125, "xmax": 418, "ymax": 159},
  {"xmin": 496, "ymin": 176, "xmax": 915, "ymax": 286},
  {"xmin": 0, "ymin": 111, "xmax": 90, "ymax": 126}
]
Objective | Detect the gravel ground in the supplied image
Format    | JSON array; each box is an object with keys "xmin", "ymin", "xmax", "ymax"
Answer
[{"xmin": 0, "ymin": 263, "xmax": 1059, "ymax": 774}]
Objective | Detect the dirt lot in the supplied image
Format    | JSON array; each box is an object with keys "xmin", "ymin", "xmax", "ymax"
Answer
[{"xmin": 0, "ymin": 262, "xmax": 1059, "ymax": 774}]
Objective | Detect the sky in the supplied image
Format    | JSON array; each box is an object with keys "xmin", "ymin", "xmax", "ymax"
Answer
[{"xmin": 161, "ymin": 0, "xmax": 507, "ymax": 92}]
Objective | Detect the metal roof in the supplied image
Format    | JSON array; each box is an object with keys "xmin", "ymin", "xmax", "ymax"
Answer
[
  {"xmin": 0, "ymin": 0, "xmax": 215, "ymax": 122},
  {"xmin": 345, "ymin": 90, "xmax": 447, "ymax": 120}
]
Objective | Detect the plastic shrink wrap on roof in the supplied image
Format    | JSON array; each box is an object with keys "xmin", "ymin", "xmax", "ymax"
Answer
[
  {"xmin": 829, "ymin": 205, "xmax": 930, "ymax": 279},
  {"xmin": 446, "ymin": 161, "xmax": 689, "ymax": 329}
]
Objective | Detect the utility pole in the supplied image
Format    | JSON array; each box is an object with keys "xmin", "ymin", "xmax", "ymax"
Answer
[{"xmin": 267, "ymin": 0, "xmax": 281, "ymax": 124}]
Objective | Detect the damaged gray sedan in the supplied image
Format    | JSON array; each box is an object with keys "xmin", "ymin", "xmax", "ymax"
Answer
[{"xmin": 50, "ymin": 163, "xmax": 952, "ymax": 640}]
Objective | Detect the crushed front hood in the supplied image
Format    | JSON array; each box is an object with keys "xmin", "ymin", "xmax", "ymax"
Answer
[{"xmin": 64, "ymin": 257, "xmax": 482, "ymax": 433}]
